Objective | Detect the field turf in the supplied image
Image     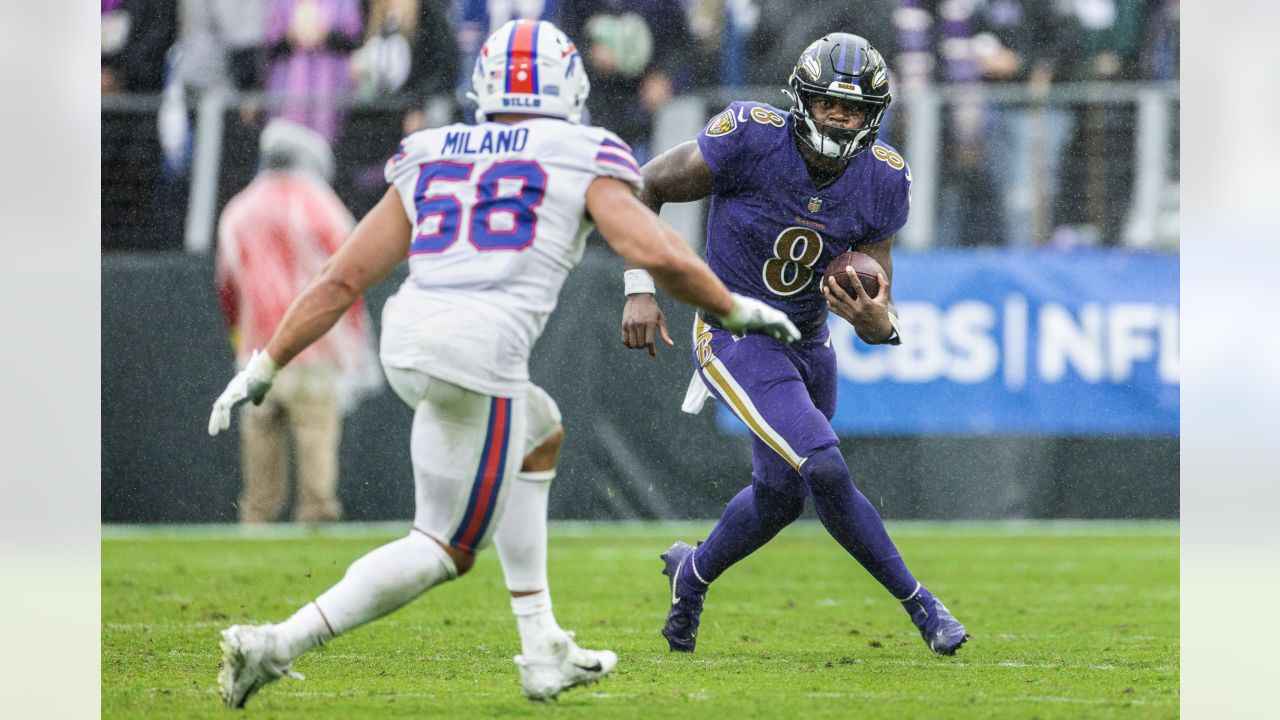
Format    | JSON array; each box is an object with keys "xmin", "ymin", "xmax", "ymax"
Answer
[{"xmin": 102, "ymin": 521, "xmax": 1178, "ymax": 718}]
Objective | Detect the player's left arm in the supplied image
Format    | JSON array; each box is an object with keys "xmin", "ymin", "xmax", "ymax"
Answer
[
  {"xmin": 821, "ymin": 235, "xmax": 900, "ymax": 344},
  {"xmin": 823, "ymin": 146, "xmax": 910, "ymax": 344},
  {"xmin": 209, "ymin": 187, "xmax": 410, "ymax": 435}
]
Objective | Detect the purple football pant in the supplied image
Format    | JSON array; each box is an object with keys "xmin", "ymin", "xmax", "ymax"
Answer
[{"xmin": 686, "ymin": 316, "xmax": 919, "ymax": 600}]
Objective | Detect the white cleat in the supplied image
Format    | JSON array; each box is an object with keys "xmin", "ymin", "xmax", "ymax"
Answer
[
  {"xmin": 218, "ymin": 624, "xmax": 302, "ymax": 709},
  {"xmin": 514, "ymin": 631, "xmax": 617, "ymax": 701}
]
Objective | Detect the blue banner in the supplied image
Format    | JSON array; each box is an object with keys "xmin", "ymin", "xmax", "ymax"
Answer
[{"xmin": 718, "ymin": 249, "xmax": 1179, "ymax": 436}]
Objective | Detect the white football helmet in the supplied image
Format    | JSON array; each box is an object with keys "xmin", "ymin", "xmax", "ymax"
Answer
[{"xmin": 470, "ymin": 19, "xmax": 590, "ymax": 124}]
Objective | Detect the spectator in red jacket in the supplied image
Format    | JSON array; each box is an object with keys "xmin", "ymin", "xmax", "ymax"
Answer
[{"xmin": 216, "ymin": 119, "xmax": 380, "ymax": 523}]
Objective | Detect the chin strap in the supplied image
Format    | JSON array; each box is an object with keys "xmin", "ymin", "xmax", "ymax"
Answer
[
  {"xmin": 803, "ymin": 117, "xmax": 865, "ymax": 160},
  {"xmin": 803, "ymin": 118, "xmax": 843, "ymax": 158}
]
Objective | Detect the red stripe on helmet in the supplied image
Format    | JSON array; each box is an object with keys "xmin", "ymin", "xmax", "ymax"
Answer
[{"xmin": 507, "ymin": 20, "xmax": 538, "ymax": 95}]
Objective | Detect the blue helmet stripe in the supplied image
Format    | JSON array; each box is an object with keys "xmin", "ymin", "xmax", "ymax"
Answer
[
  {"xmin": 504, "ymin": 21, "xmax": 519, "ymax": 93},
  {"xmin": 837, "ymin": 40, "xmax": 847, "ymax": 74},
  {"xmin": 529, "ymin": 21, "xmax": 541, "ymax": 93}
]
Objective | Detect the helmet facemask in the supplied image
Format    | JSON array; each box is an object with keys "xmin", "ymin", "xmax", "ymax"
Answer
[{"xmin": 789, "ymin": 89, "xmax": 885, "ymax": 160}]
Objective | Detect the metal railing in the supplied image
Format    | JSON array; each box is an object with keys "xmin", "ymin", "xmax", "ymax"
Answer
[
  {"xmin": 675, "ymin": 82, "xmax": 1180, "ymax": 251},
  {"xmin": 101, "ymin": 81, "xmax": 1178, "ymax": 254}
]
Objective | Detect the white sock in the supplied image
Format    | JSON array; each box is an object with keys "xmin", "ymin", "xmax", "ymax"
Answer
[
  {"xmin": 274, "ymin": 530, "xmax": 458, "ymax": 661},
  {"xmin": 494, "ymin": 470, "xmax": 562, "ymax": 657},
  {"xmin": 494, "ymin": 470, "xmax": 554, "ymax": 592},
  {"xmin": 510, "ymin": 589, "xmax": 561, "ymax": 658},
  {"xmin": 272, "ymin": 602, "xmax": 332, "ymax": 662}
]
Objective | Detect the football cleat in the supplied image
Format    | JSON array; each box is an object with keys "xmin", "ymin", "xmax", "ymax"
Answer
[
  {"xmin": 660, "ymin": 541, "xmax": 706, "ymax": 653},
  {"xmin": 514, "ymin": 631, "xmax": 617, "ymax": 701},
  {"xmin": 900, "ymin": 585, "xmax": 969, "ymax": 656},
  {"xmin": 218, "ymin": 624, "xmax": 302, "ymax": 709}
]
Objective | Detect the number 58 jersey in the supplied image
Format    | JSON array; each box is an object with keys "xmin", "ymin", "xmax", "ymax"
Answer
[{"xmin": 380, "ymin": 118, "xmax": 643, "ymax": 397}]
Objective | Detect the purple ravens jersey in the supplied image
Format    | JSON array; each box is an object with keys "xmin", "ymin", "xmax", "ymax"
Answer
[{"xmin": 697, "ymin": 101, "xmax": 912, "ymax": 330}]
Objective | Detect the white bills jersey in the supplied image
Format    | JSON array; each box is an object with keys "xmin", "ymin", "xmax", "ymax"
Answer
[{"xmin": 380, "ymin": 118, "xmax": 643, "ymax": 397}]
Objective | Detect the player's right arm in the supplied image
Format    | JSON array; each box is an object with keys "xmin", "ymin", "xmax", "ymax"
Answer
[
  {"xmin": 209, "ymin": 187, "xmax": 410, "ymax": 436},
  {"xmin": 622, "ymin": 140, "xmax": 717, "ymax": 355},
  {"xmin": 262, "ymin": 187, "xmax": 409, "ymax": 368},
  {"xmin": 588, "ymin": 176, "xmax": 797, "ymax": 344},
  {"xmin": 636, "ymin": 140, "xmax": 715, "ymax": 214}
]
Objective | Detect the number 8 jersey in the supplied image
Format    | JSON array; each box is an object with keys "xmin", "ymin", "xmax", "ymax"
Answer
[
  {"xmin": 698, "ymin": 101, "xmax": 911, "ymax": 333},
  {"xmin": 380, "ymin": 118, "xmax": 642, "ymax": 397}
]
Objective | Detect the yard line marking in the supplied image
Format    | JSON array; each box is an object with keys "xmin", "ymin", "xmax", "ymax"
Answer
[
  {"xmin": 797, "ymin": 690, "xmax": 1170, "ymax": 707},
  {"xmin": 101, "ymin": 519, "xmax": 1179, "ymax": 541}
]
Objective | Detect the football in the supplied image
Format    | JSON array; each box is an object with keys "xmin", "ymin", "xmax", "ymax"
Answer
[{"xmin": 823, "ymin": 251, "xmax": 884, "ymax": 297}]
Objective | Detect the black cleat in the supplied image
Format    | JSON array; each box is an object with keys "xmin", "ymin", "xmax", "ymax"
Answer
[{"xmin": 660, "ymin": 541, "xmax": 706, "ymax": 653}]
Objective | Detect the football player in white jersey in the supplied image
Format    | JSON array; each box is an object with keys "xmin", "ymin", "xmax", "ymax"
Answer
[{"xmin": 207, "ymin": 19, "xmax": 799, "ymax": 709}]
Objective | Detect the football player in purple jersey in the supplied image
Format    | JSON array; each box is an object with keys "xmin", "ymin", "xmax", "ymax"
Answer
[{"xmin": 620, "ymin": 33, "xmax": 969, "ymax": 656}]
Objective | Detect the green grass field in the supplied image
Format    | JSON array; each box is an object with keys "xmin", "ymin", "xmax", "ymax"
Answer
[{"xmin": 102, "ymin": 521, "xmax": 1178, "ymax": 719}]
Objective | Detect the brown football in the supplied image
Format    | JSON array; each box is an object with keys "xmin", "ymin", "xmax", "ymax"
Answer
[{"xmin": 823, "ymin": 251, "xmax": 884, "ymax": 297}]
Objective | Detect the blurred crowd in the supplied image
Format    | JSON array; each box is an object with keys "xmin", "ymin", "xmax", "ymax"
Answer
[{"xmin": 102, "ymin": 0, "xmax": 1180, "ymax": 251}]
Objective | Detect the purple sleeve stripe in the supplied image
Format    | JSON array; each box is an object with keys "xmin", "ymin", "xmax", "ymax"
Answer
[
  {"xmin": 596, "ymin": 152, "xmax": 641, "ymax": 174},
  {"xmin": 600, "ymin": 136, "xmax": 633, "ymax": 153}
]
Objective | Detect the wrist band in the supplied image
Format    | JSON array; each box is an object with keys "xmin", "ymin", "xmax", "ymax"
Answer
[
  {"xmin": 624, "ymin": 269, "xmax": 656, "ymax": 296},
  {"xmin": 883, "ymin": 312, "xmax": 903, "ymax": 346}
]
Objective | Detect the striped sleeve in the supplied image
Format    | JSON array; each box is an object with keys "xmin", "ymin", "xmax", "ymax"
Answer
[
  {"xmin": 383, "ymin": 139, "xmax": 412, "ymax": 185},
  {"xmin": 385, "ymin": 129, "xmax": 436, "ymax": 186},
  {"xmin": 592, "ymin": 133, "xmax": 643, "ymax": 193}
]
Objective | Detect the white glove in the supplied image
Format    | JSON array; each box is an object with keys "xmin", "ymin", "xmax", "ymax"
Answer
[
  {"xmin": 718, "ymin": 294, "xmax": 801, "ymax": 343},
  {"xmin": 208, "ymin": 349, "xmax": 280, "ymax": 436}
]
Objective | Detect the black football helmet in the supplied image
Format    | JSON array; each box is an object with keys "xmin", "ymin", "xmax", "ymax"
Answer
[{"xmin": 785, "ymin": 33, "xmax": 892, "ymax": 160}]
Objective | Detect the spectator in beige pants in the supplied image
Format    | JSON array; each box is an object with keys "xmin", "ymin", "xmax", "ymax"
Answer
[
  {"xmin": 216, "ymin": 119, "xmax": 380, "ymax": 523},
  {"xmin": 239, "ymin": 365, "xmax": 344, "ymax": 522}
]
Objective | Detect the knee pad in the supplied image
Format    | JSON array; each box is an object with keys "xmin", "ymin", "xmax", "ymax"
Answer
[
  {"xmin": 800, "ymin": 445, "xmax": 851, "ymax": 498},
  {"xmin": 524, "ymin": 384, "xmax": 562, "ymax": 451}
]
